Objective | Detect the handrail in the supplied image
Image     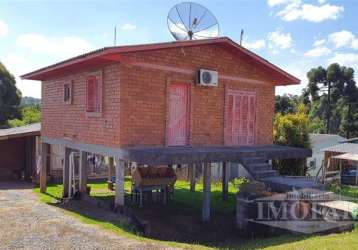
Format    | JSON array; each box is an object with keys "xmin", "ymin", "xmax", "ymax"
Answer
[{"xmin": 315, "ymin": 160, "xmax": 324, "ymax": 183}]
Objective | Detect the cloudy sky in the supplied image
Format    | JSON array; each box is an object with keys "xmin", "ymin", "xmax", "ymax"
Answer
[{"xmin": 0, "ymin": 0, "xmax": 357, "ymax": 98}]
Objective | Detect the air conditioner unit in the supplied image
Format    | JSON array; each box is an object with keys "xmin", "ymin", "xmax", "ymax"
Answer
[{"xmin": 196, "ymin": 69, "xmax": 218, "ymax": 87}]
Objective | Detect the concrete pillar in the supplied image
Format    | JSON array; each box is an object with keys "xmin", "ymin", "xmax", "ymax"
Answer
[
  {"xmin": 222, "ymin": 162, "xmax": 229, "ymax": 201},
  {"xmin": 108, "ymin": 157, "xmax": 115, "ymax": 190},
  {"xmin": 63, "ymin": 147, "xmax": 71, "ymax": 198},
  {"xmin": 202, "ymin": 162, "xmax": 211, "ymax": 222},
  {"xmin": 79, "ymin": 151, "xmax": 88, "ymax": 194},
  {"xmin": 40, "ymin": 143, "xmax": 49, "ymax": 193},
  {"xmin": 189, "ymin": 164, "xmax": 196, "ymax": 192},
  {"xmin": 114, "ymin": 158, "xmax": 125, "ymax": 208}
]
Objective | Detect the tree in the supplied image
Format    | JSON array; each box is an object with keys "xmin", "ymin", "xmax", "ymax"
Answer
[
  {"xmin": 307, "ymin": 63, "xmax": 357, "ymax": 135},
  {"xmin": 7, "ymin": 105, "xmax": 41, "ymax": 128},
  {"xmin": 275, "ymin": 95, "xmax": 297, "ymax": 114},
  {"xmin": 0, "ymin": 62, "xmax": 22, "ymax": 128},
  {"xmin": 273, "ymin": 104, "xmax": 311, "ymax": 176}
]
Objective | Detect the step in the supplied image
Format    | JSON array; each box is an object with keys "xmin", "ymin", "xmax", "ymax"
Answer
[
  {"xmin": 253, "ymin": 170, "xmax": 278, "ymax": 179},
  {"xmin": 240, "ymin": 157, "xmax": 267, "ymax": 165},
  {"xmin": 246, "ymin": 163, "xmax": 272, "ymax": 172},
  {"xmin": 317, "ymin": 200, "xmax": 358, "ymax": 217},
  {"xmin": 262, "ymin": 176, "xmax": 326, "ymax": 192}
]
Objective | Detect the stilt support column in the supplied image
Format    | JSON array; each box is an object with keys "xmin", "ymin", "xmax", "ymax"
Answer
[
  {"xmin": 202, "ymin": 162, "xmax": 211, "ymax": 222},
  {"xmin": 40, "ymin": 143, "xmax": 49, "ymax": 193},
  {"xmin": 222, "ymin": 162, "xmax": 229, "ymax": 201},
  {"xmin": 79, "ymin": 151, "xmax": 88, "ymax": 194},
  {"xmin": 63, "ymin": 147, "xmax": 71, "ymax": 198},
  {"xmin": 114, "ymin": 158, "xmax": 125, "ymax": 212},
  {"xmin": 108, "ymin": 157, "xmax": 115, "ymax": 190},
  {"xmin": 189, "ymin": 164, "xmax": 196, "ymax": 192}
]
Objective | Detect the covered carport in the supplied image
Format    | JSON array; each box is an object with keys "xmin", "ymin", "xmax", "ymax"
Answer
[
  {"xmin": 0, "ymin": 123, "xmax": 41, "ymax": 180},
  {"xmin": 331, "ymin": 153, "xmax": 358, "ymax": 185}
]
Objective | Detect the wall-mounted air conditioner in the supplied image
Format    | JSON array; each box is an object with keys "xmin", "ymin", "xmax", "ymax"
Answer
[{"xmin": 196, "ymin": 69, "xmax": 218, "ymax": 87}]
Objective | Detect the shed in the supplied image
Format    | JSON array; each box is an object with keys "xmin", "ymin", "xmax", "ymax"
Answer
[
  {"xmin": 331, "ymin": 153, "xmax": 358, "ymax": 185},
  {"xmin": 323, "ymin": 143, "xmax": 358, "ymax": 169},
  {"xmin": 307, "ymin": 134, "xmax": 345, "ymax": 176},
  {"xmin": 0, "ymin": 123, "xmax": 41, "ymax": 180}
]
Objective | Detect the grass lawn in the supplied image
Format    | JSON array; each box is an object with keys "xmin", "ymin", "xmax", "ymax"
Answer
[
  {"xmin": 331, "ymin": 185, "xmax": 358, "ymax": 199},
  {"xmin": 34, "ymin": 179, "xmax": 358, "ymax": 250}
]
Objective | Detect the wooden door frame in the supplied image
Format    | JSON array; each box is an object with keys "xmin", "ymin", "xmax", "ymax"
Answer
[
  {"xmin": 224, "ymin": 88, "xmax": 257, "ymax": 146},
  {"xmin": 165, "ymin": 81, "xmax": 192, "ymax": 146}
]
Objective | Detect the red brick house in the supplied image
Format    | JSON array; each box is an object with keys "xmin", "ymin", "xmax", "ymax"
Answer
[
  {"xmin": 22, "ymin": 37, "xmax": 310, "ymax": 221},
  {"xmin": 22, "ymin": 37, "xmax": 299, "ymax": 147}
]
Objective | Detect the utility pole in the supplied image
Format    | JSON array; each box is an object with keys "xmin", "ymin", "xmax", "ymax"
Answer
[
  {"xmin": 327, "ymin": 81, "xmax": 331, "ymax": 134},
  {"xmin": 346, "ymin": 102, "xmax": 351, "ymax": 139}
]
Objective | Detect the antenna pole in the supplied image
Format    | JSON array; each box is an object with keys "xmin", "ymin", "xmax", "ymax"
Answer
[
  {"xmin": 114, "ymin": 26, "xmax": 117, "ymax": 46},
  {"xmin": 240, "ymin": 29, "xmax": 244, "ymax": 45}
]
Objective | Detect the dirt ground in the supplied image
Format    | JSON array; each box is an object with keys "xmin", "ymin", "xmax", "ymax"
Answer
[
  {"xmin": 132, "ymin": 204, "xmax": 243, "ymax": 248},
  {"xmin": 0, "ymin": 181, "xmax": 178, "ymax": 250}
]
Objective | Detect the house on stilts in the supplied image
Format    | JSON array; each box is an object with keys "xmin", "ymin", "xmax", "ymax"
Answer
[{"xmin": 22, "ymin": 37, "xmax": 313, "ymax": 222}]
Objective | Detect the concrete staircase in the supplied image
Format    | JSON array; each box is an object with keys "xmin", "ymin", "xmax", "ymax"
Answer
[
  {"xmin": 240, "ymin": 157, "xmax": 278, "ymax": 180},
  {"xmin": 240, "ymin": 156, "xmax": 325, "ymax": 192},
  {"xmin": 238, "ymin": 156, "xmax": 355, "ymax": 235}
]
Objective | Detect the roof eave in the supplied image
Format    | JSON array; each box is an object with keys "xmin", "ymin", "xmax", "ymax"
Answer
[{"xmin": 21, "ymin": 37, "xmax": 301, "ymax": 85}]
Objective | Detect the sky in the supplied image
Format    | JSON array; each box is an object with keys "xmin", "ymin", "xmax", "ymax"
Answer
[{"xmin": 1, "ymin": 0, "xmax": 358, "ymax": 98}]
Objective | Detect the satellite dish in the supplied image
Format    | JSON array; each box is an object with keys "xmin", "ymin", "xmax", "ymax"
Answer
[{"xmin": 167, "ymin": 2, "xmax": 220, "ymax": 41}]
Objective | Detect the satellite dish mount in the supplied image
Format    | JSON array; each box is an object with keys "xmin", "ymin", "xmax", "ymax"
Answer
[{"xmin": 167, "ymin": 2, "xmax": 220, "ymax": 41}]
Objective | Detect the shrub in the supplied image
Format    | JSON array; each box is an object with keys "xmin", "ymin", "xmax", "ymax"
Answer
[{"xmin": 273, "ymin": 104, "xmax": 311, "ymax": 176}]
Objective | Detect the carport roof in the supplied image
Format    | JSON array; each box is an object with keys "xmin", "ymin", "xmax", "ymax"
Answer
[{"xmin": 0, "ymin": 123, "xmax": 41, "ymax": 140}]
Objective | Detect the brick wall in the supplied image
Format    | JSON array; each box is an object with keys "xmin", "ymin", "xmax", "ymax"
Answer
[
  {"xmin": 42, "ymin": 44, "xmax": 275, "ymax": 148},
  {"xmin": 42, "ymin": 63, "xmax": 121, "ymax": 147},
  {"xmin": 119, "ymin": 44, "xmax": 275, "ymax": 146}
]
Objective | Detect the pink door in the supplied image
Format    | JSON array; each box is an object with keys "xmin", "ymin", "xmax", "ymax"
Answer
[
  {"xmin": 167, "ymin": 83, "xmax": 190, "ymax": 146},
  {"xmin": 225, "ymin": 90, "xmax": 256, "ymax": 146}
]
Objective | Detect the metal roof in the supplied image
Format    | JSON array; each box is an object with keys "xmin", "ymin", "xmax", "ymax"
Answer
[
  {"xmin": 310, "ymin": 134, "xmax": 345, "ymax": 145},
  {"xmin": 323, "ymin": 143, "xmax": 358, "ymax": 154},
  {"xmin": 332, "ymin": 153, "xmax": 358, "ymax": 162},
  {"xmin": 310, "ymin": 133, "xmax": 346, "ymax": 152},
  {"xmin": 0, "ymin": 123, "xmax": 41, "ymax": 140},
  {"xmin": 21, "ymin": 37, "xmax": 300, "ymax": 85},
  {"xmin": 341, "ymin": 137, "xmax": 358, "ymax": 143}
]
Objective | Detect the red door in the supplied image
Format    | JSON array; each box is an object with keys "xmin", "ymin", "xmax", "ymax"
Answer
[
  {"xmin": 167, "ymin": 83, "xmax": 190, "ymax": 146},
  {"xmin": 225, "ymin": 90, "xmax": 256, "ymax": 146}
]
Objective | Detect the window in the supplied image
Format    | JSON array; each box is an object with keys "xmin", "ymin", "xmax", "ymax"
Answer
[
  {"xmin": 63, "ymin": 81, "xmax": 72, "ymax": 104},
  {"xmin": 86, "ymin": 72, "xmax": 102, "ymax": 115}
]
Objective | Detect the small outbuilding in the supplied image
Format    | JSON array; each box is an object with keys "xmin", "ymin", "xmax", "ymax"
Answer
[
  {"xmin": 0, "ymin": 123, "xmax": 41, "ymax": 180},
  {"xmin": 307, "ymin": 134, "xmax": 345, "ymax": 177}
]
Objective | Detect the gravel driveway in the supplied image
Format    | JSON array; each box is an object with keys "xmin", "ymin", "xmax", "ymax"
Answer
[{"xmin": 0, "ymin": 181, "xmax": 178, "ymax": 250}]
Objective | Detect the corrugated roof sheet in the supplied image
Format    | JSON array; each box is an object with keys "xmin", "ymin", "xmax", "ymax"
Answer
[
  {"xmin": 323, "ymin": 143, "xmax": 358, "ymax": 154},
  {"xmin": 341, "ymin": 137, "xmax": 358, "ymax": 143},
  {"xmin": 0, "ymin": 123, "xmax": 41, "ymax": 140},
  {"xmin": 310, "ymin": 134, "xmax": 345, "ymax": 145},
  {"xmin": 332, "ymin": 153, "xmax": 358, "ymax": 161}
]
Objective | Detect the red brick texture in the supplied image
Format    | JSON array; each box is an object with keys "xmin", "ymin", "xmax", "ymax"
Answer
[
  {"xmin": 119, "ymin": 44, "xmax": 275, "ymax": 146},
  {"xmin": 42, "ymin": 64, "xmax": 121, "ymax": 147},
  {"xmin": 42, "ymin": 44, "xmax": 275, "ymax": 148}
]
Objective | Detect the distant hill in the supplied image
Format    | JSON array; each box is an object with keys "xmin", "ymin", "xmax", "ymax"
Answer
[{"xmin": 20, "ymin": 96, "xmax": 41, "ymax": 107}]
